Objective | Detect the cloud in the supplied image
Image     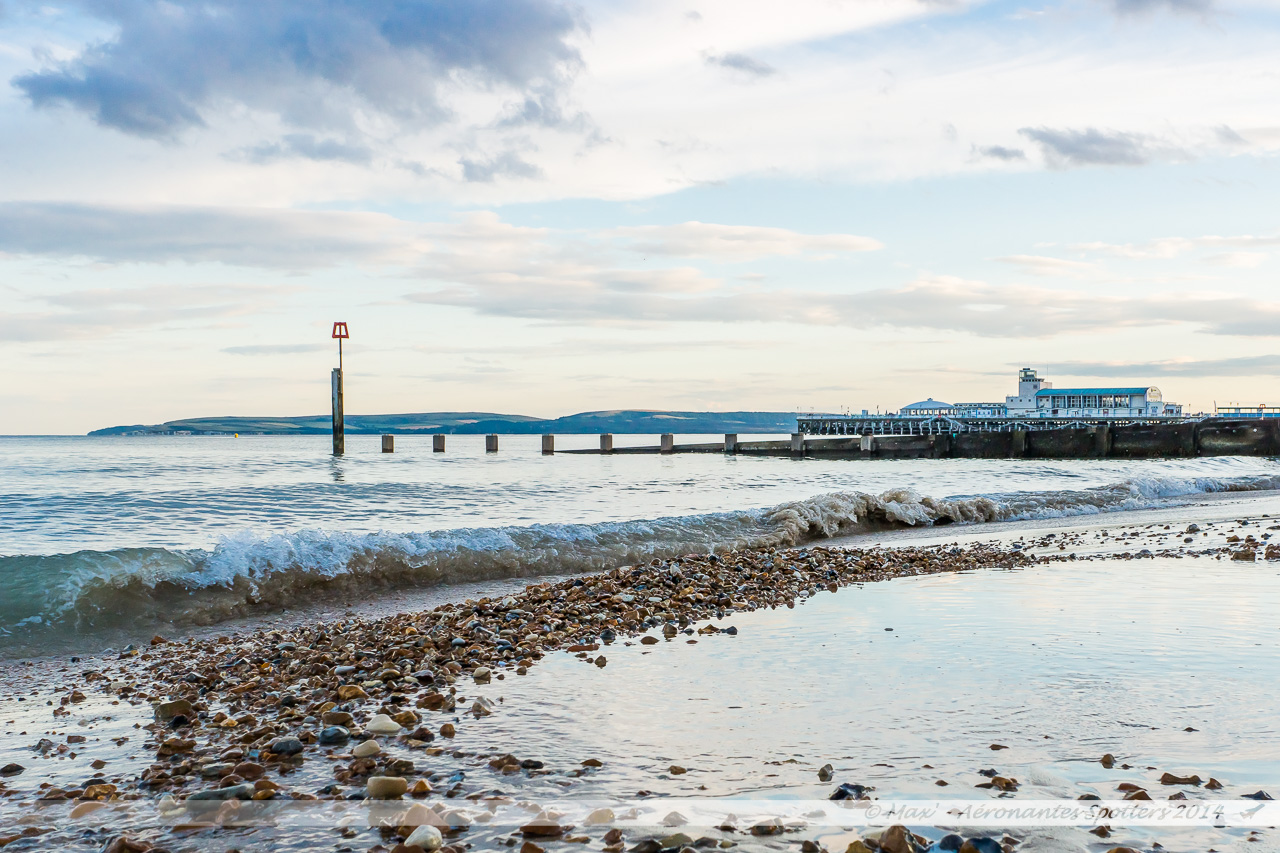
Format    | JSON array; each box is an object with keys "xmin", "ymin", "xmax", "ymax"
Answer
[
  {"xmin": 1039, "ymin": 354, "xmax": 1280, "ymax": 378},
  {"xmin": 233, "ymin": 134, "xmax": 374, "ymax": 165},
  {"xmin": 459, "ymin": 151, "xmax": 544, "ymax": 182},
  {"xmin": 974, "ymin": 145, "xmax": 1026, "ymax": 161},
  {"xmin": 611, "ymin": 222, "xmax": 882, "ymax": 260},
  {"xmin": 1202, "ymin": 251, "xmax": 1267, "ymax": 268},
  {"xmin": 11, "ymin": 0, "xmax": 584, "ymax": 140},
  {"xmin": 1109, "ymin": 0, "xmax": 1212, "ymax": 15},
  {"xmin": 1075, "ymin": 232, "xmax": 1280, "ymax": 259},
  {"xmin": 704, "ymin": 51, "xmax": 776, "ymax": 78},
  {"xmin": 406, "ymin": 271, "xmax": 1280, "ymax": 338},
  {"xmin": 0, "ymin": 202, "xmax": 425, "ymax": 268},
  {"xmin": 1018, "ymin": 126, "xmax": 1165, "ymax": 168},
  {"xmin": 1, "ymin": 284, "xmax": 283, "ymax": 342},
  {"xmin": 222, "ymin": 343, "xmax": 328, "ymax": 355},
  {"xmin": 995, "ymin": 254, "xmax": 1095, "ymax": 277}
]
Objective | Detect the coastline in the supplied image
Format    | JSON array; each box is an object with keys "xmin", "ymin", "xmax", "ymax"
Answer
[{"xmin": 3, "ymin": 495, "xmax": 1280, "ymax": 851}]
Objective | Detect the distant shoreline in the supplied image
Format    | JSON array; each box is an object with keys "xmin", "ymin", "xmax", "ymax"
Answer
[{"xmin": 87, "ymin": 409, "xmax": 801, "ymax": 437}]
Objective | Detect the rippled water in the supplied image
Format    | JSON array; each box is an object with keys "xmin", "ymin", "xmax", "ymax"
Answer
[
  {"xmin": 3, "ymin": 435, "xmax": 1280, "ymax": 653},
  {"xmin": 4, "ymin": 434, "xmax": 1277, "ymax": 554}
]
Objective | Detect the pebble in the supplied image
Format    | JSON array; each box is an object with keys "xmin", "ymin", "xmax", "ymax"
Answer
[
  {"xmin": 318, "ymin": 725, "xmax": 351, "ymax": 745},
  {"xmin": 366, "ymin": 714, "xmax": 403, "ymax": 735},
  {"xmin": 352, "ymin": 740, "xmax": 381, "ymax": 758},
  {"xmin": 404, "ymin": 824, "xmax": 443, "ymax": 850},
  {"xmin": 267, "ymin": 737, "xmax": 303, "ymax": 756},
  {"xmin": 365, "ymin": 775, "xmax": 408, "ymax": 799},
  {"xmin": 188, "ymin": 783, "xmax": 255, "ymax": 801}
]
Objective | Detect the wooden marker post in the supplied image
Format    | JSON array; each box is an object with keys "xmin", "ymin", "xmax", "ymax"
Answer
[
  {"xmin": 600, "ymin": 434, "xmax": 613, "ymax": 453},
  {"xmin": 381, "ymin": 434, "xmax": 394, "ymax": 453},
  {"xmin": 723, "ymin": 434, "xmax": 737, "ymax": 454},
  {"xmin": 660, "ymin": 433, "xmax": 674, "ymax": 454},
  {"xmin": 486, "ymin": 434, "xmax": 499, "ymax": 453},
  {"xmin": 433, "ymin": 434, "xmax": 446, "ymax": 453},
  {"xmin": 331, "ymin": 322, "xmax": 349, "ymax": 456},
  {"xmin": 542, "ymin": 435, "xmax": 555, "ymax": 455}
]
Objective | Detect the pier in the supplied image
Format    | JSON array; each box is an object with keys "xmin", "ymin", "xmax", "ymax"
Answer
[{"xmin": 543, "ymin": 418, "xmax": 1280, "ymax": 459}]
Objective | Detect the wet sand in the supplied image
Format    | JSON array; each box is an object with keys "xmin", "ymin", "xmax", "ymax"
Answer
[{"xmin": 3, "ymin": 491, "xmax": 1280, "ymax": 852}]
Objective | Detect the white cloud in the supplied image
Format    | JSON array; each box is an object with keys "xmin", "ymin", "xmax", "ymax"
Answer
[
  {"xmin": 995, "ymin": 254, "xmax": 1096, "ymax": 277},
  {"xmin": 610, "ymin": 221, "xmax": 882, "ymax": 260}
]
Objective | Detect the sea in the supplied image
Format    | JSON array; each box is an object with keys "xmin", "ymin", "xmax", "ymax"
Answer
[
  {"xmin": 3, "ymin": 432, "xmax": 1280, "ymax": 656},
  {"xmin": 4, "ymin": 434, "xmax": 1280, "ymax": 852}
]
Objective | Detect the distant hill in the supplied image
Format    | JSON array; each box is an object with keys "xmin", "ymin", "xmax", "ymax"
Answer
[{"xmin": 89, "ymin": 410, "xmax": 800, "ymax": 436}]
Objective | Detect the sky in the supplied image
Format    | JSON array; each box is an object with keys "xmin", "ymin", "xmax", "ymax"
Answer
[{"xmin": 2, "ymin": 0, "xmax": 1280, "ymax": 433}]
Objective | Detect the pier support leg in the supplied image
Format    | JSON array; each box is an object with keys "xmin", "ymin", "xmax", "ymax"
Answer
[
  {"xmin": 433, "ymin": 434, "xmax": 445, "ymax": 453},
  {"xmin": 600, "ymin": 434, "xmax": 613, "ymax": 453},
  {"xmin": 485, "ymin": 434, "xmax": 499, "ymax": 453},
  {"xmin": 660, "ymin": 433, "xmax": 674, "ymax": 454},
  {"xmin": 790, "ymin": 433, "xmax": 804, "ymax": 457},
  {"xmin": 1094, "ymin": 425, "xmax": 1111, "ymax": 458},
  {"xmin": 1010, "ymin": 428, "xmax": 1027, "ymax": 458},
  {"xmin": 381, "ymin": 434, "xmax": 394, "ymax": 453},
  {"xmin": 860, "ymin": 434, "xmax": 874, "ymax": 455},
  {"xmin": 331, "ymin": 368, "xmax": 344, "ymax": 456},
  {"xmin": 542, "ymin": 434, "xmax": 555, "ymax": 455},
  {"xmin": 931, "ymin": 433, "xmax": 951, "ymax": 459},
  {"xmin": 724, "ymin": 433, "xmax": 737, "ymax": 454}
]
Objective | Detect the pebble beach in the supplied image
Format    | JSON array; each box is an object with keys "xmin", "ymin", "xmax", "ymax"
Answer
[{"xmin": 4, "ymin": 497, "xmax": 1280, "ymax": 853}]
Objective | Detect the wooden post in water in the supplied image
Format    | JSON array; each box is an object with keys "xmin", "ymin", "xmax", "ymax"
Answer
[
  {"xmin": 331, "ymin": 368, "xmax": 344, "ymax": 456},
  {"xmin": 790, "ymin": 433, "xmax": 804, "ymax": 457},
  {"xmin": 381, "ymin": 434, "xmax": 394, "ymax": 453},
  {"xmin": 433, "ymin": 434, "xmax": 445, "ymax": 453},
  {"xmin": 860, "ymin": 434, "xmax": 874, "ymax": 455},
  {"xmin": 542, "ymin": 435, "xmax": 555, "ymax": 455},
  {"xmin": 485, "ymin": 434, "xmax": 499, "ymax": 453},
  {"xmin": 724, "ymin": 434, "xmax": 737, "ymax": 454},
  {"xmin": 660, "ymin": 433, "xmax": 674, "ymax": 454},
  {"xmin": 600, "ymin": 434, "xmax": 613, "ymax": 453},
  {"xmin": 331, "ymin": 322, "xmax": 349, "ymax": 457}
]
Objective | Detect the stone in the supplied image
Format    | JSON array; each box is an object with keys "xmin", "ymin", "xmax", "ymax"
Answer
[
  {"xmin": 70, "ymin": 801, "xmax": 106, "ymax": 819},
  {"xmin": 668, "ymin": 765, "xmax": 687, "ymax": 775},
  {"xmin": 319, "ymin": 725, "xmax": 351, "ymax": 745},
  {"xmin": 322, "ymin": 710, "xmax": 355, "ymax": 727},
  {"xmin": 367, "ymin": 714, "xmax": 403, "ymax": 735},
  {"xmin": 521, "ymin": 843, "xmax": 545, "ymax": 853},
  {"xmin": 584, "ymin": 807, "xmax": 615, "ymax": 825},
  {"xmin": 938, "ymin": 835, "xmax": 964, "ymax": 851},
  {"xmin": 337, "ymin": 685, "xmax": 368, "ymax": 700},
  {"xmin": 154, "ymin": 698, "xmax": 194, "ymax": 723},
  {"xmin": 405, "ymin": 825, "xmax": 444, "ymax": 851},
  {"xmin": 366, "ymin": 776, "xmax": 409, "ymax": 799},
  {"xmin": 1100, "ymin": 753, "xmax": 1115, "ymax": 768},
  {"xmin": 958, "ymin": 839, "xmax": 1002, "ymax": 853},
  {"xmin": 267, "ymin": 737, "xmax": 304, "ymax": 756},
  {"xmin": 1242, "ymin": 790, "xmax": 1274, "ymax": 800},
  {"xmin": 845, "ymin": 843, "xmax": 874, "ymax": 853},
  {"xmin": 640, "ymin": 637, "xmax": 659, "ymax": 645},
  {"xmin": 0, "ymin": 764, "xmax": 23, "ymax": 776},
  {"xmin": 521, "ymin": 819, "xmax": 568, "ymax": 837},
  {"xmin": 1159, "ymin": 772, "xmax": 1201, "ymax": 785},
  {"xmin": 353, "ymin": 740, "xmax": 382, "ymax": 758},
  {"xmin": 232, "ymin": 762, "xmax": 264, "ymax": 781},
  {"xmin": 829, "ymin": 782, "xmax": 873, "ymax": 800},
  {"xmin": 817, "ymin": 763, "xmax": 833, "ymax": 782},
  {"xmin": 473, "ymin": 667, "xmax": 492, "ymax": 683},
  {"xmin": 880, "ymin": 825, "xmax": 924, "ymax": 853},
  {"xmin": 439, "ymin": 723, "xmax": 456, "ymax": 738},
  {"xmin": 188, "ymin": 783, "xmax": 255, "ymax": 801}
]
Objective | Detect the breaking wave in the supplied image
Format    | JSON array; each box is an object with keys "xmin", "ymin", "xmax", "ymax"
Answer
[{"xmin": 3, "ymin": 472, "xmax": 1279, "ymax": 653}]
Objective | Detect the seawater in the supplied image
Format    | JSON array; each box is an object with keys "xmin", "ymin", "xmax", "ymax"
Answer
[{"xmin": 2, "ymin": 434, "xmax": 1280, "ymax": 652}]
